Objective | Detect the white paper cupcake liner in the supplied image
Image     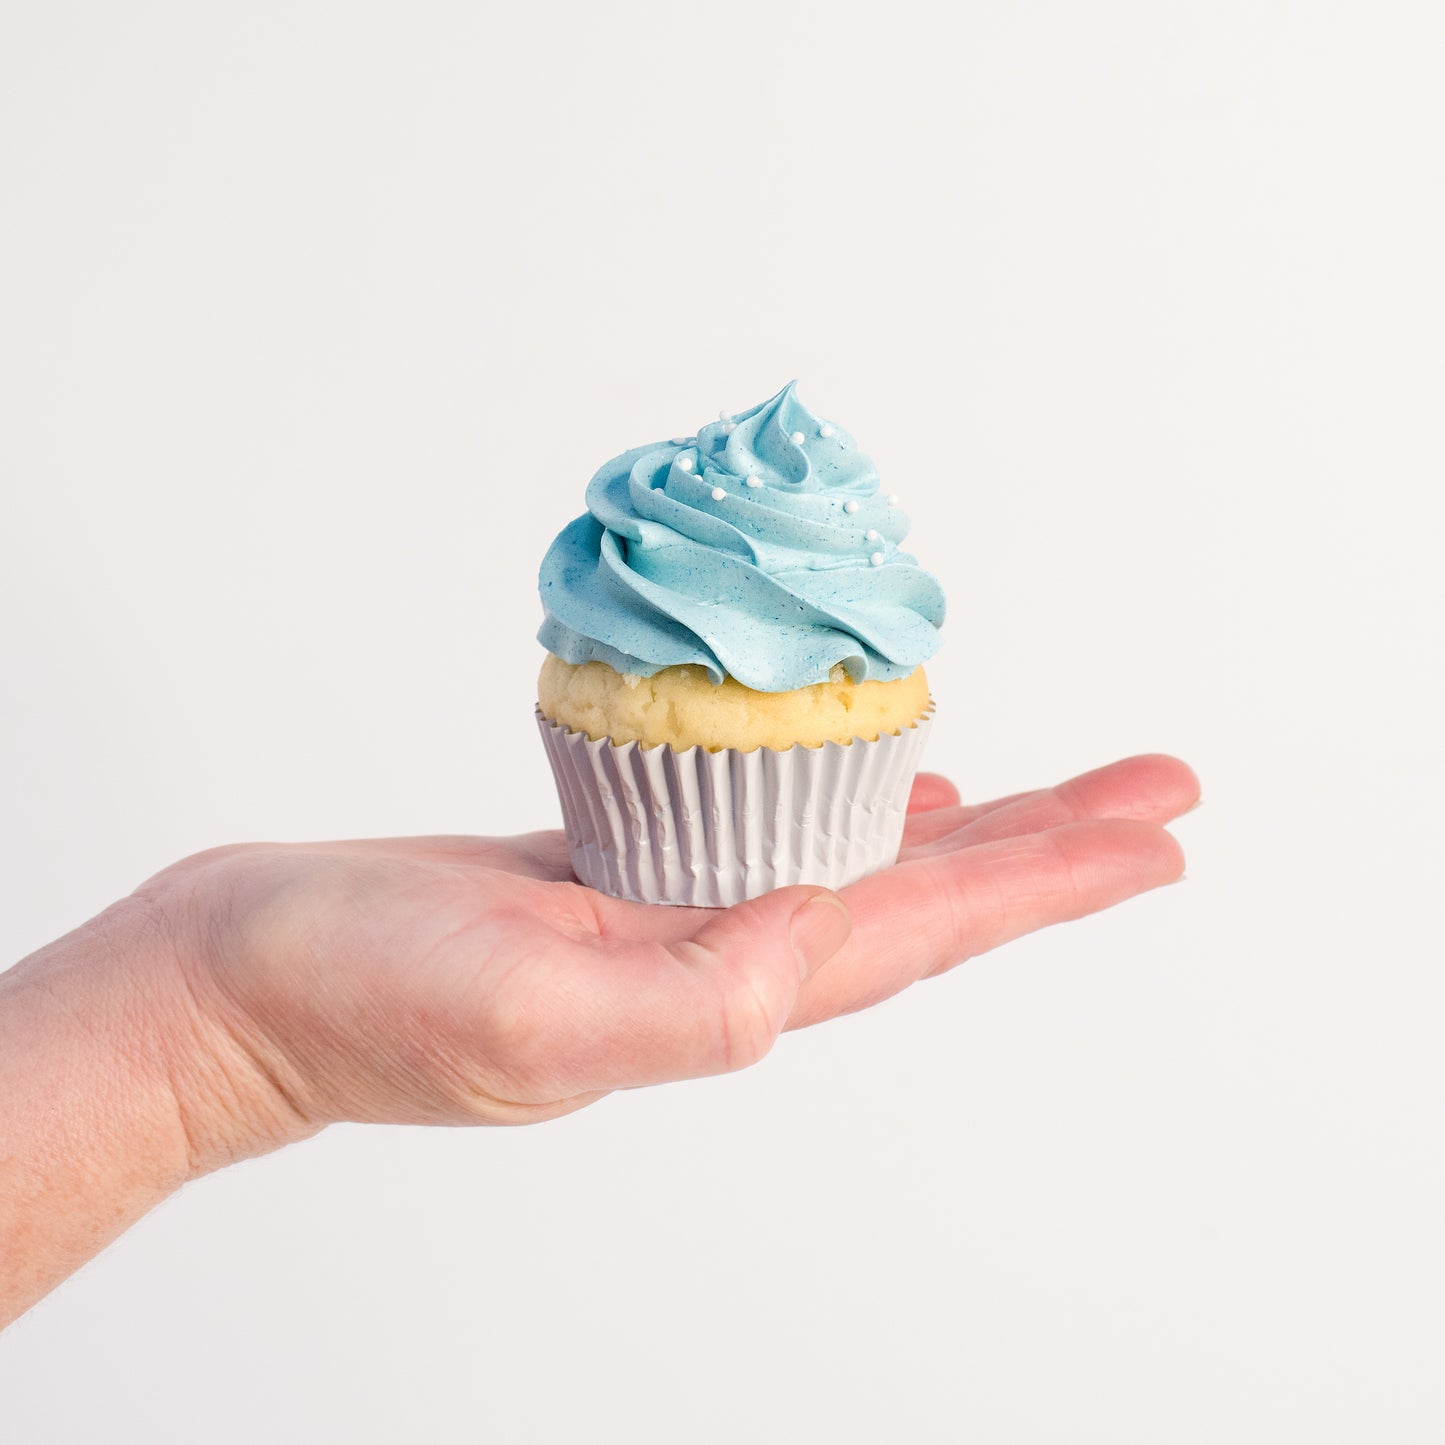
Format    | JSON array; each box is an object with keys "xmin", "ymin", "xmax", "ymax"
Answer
[{"xmin": 536, "ymin": 707, "xmax": 933, "ymax": 907}]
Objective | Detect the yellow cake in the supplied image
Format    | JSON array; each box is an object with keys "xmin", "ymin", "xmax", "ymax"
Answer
[{"xmin": 539, "ymin": 655, "xmax": 930, "ymax": 753}]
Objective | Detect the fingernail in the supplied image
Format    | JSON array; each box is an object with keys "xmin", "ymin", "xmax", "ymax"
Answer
[
  {"xmin": 789, "ymin": 894, "xmax": 852, "ymax": 982},
  {"xmin": 1184, "ymin": 798, "xmax": 1204, "ymax": 814}
]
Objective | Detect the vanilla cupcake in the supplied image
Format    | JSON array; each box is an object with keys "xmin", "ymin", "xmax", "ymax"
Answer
[{"xmin": 536, "ymin": 382, "xmax": 945, "ymax": 905}]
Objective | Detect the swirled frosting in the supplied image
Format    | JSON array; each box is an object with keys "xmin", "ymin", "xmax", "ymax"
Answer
[{"xmin": 537, "ymin": 383, "xmax": 945, "ymax": 691}]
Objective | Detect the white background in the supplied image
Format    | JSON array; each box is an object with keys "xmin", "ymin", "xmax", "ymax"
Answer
[{"xmin": 2, "ymin": 2, "xmax": 1443, "ymax": 1440}]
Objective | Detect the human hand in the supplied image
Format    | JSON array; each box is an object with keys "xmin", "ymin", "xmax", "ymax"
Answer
[{"xmin": 136, "ymin": 753, "xmax": 1197, "ymax": 1172}]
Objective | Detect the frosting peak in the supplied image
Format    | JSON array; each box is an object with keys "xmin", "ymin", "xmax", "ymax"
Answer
[
  {"xmin": 537, "ymin": 384, "xmax": 945, "ymax": 691},
  {"xmin": 704, "ymin": 380, "xmax": 866, "ymax": 493}
]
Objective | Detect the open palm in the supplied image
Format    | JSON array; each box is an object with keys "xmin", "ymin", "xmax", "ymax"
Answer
[{"xmin": 147, "ymin": 754, "xmax": 1196, "ymax": 1161}]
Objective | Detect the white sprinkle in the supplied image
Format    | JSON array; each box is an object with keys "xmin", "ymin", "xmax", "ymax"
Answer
[
  {"xmin": 865, "ymin": 528, "xmax": 880, "ymax": 542},
  {"xmin": 745, "ymin": 475, "xmax": 763, "ymax": 488},
  {"xmin": 718, "ymin": 409, "xmax": 732, "ymax": 422},
  {"xmin": 819, "ymin": 424, "xmax": 835, "ymax": 437},
  {"xmin": 711, "ymin": 486, "xmax": 726, "ymax": 501},
  {"xmin": 676, "ymin": 454, "xmax": 694, "ymax": 471},
  {"xmin": 870, "ymin": 552, "xmax": 885, "ymax": 567},
  {"xmin": 789, "ymin": 430, "xmax": 805, "ymax": 445},
  {"xmin": 671, "ymin": 436, "xmax": 689, "ymax": 445},
  {"xmin": 887, "ymin": 493, "xmax": 900, "ymax": 505},
  {"xmin": 843, "ymin": 499, "xmax": 860, "ymax": 514},
  {"xmin": 621, "ymin": 673, "xmax": 642, "ymax": 690},
  {"xmin": 720, "ymin": 421, "xmax": 736, "ymax": 433}
]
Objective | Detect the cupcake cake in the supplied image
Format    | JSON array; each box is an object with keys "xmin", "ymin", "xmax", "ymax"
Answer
[{"xmin": 536, "ymin": 382, "xmax": 945, "ymax": 906}]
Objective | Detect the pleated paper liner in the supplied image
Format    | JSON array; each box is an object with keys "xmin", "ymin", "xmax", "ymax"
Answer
[{"xmin": 536, "ymin": 705, "xmax": 933, "ymax": 907}]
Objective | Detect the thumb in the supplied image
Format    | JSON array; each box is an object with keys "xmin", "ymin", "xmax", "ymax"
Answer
[
  {"xmin": 526, "ymin": 887, "xmax": 853, "ymax": 1094},
  {"xmin": 694, "ymin": 885, "xmax": 854, "ymax": 985},
  {"xmin": 543, "ymin": 885, "xmax": 854, "ymax": 1094},
  {"xmin": 668, "ymin": 885, "xmax": 853, "ymax": 1075},
  {"xmin": 790, "ymin": 890, "xmax": 855, "ymax": 979}
]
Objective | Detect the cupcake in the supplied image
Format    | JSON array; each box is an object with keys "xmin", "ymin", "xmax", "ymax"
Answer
[{"xmin": 536, "ymin": 382, "xmax": 945, "ymax": 906}]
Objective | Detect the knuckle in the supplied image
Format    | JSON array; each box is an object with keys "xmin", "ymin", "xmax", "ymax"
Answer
[{"xmin": 718, "ymin": 967, "xmax": 786, "ymax": 1071}]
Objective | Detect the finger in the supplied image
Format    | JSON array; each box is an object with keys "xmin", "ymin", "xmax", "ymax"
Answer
[
  {"xmin": 790, "ymin": 818, "xmax": 1184, "ymax": 1028},
  {"xmin": 901, "ymin": 787, "xmax": 1036, "ymax": 844},
  {"xmin": 513, "ymin": 886, "xmax": 852, "ymax": 1094},
  {"xmin": 547, "ymin": 754, "xmax": 1199, "ymax": 945},
  {"xmin": 901, "ymin": 754, "xmax": 1200, "ymax": 853},
  {"xmin": 907, "ymin": 772, "xmax": 962, "ymax": 813}
]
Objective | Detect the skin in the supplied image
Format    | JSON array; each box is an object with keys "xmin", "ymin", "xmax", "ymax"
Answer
[{"xmin": 0, "ymin": 753, "xmax": 1198, "ymax": 1328}]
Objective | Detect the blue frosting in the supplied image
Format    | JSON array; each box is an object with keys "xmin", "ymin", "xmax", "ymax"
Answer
[{"xmin": 537, "ymin": 383, "xmax": 945, "ymax": 691}]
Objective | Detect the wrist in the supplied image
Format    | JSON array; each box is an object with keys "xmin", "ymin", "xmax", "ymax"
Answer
[
  {"xmin": 18, "ymin": 894, "xmax": 321, "ymax": 1185},
  {"xmin": 0, "ymin": 893, "xmax": 320, "ymax": 1325},
  {"xmin": 113, "ymin": 894, "xmax": 323, "ymax": 1179}
]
